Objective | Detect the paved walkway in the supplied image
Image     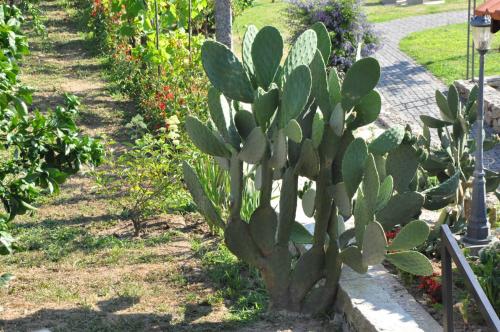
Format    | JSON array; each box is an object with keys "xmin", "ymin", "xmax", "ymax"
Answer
[{"xmin": 373, "ymin": 11, "xmax": 500, "ymax": 171}]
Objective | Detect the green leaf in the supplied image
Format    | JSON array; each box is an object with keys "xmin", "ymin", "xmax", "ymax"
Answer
[
  {"xmin": 329, "ymin": 103, "xmax": 344, "ymax": 136},
  {"xmin": 283, "ymin": 29, "xmax": 317, "ymax": 77},
  {"xmin": 388, "ymin": 220, "xmax": 429, "ymax": 251},
  {"xmin": 341, "ymin": 57, "xmax": 380, "ymax": 111},
  {"xmin": 363, "ymin": 154, "xmax": 380, "ymax": 215},
  {"xmin": 312, "ymin": 110, "xmax": 325, "ymax": 148},
  {"xmin": 369, "ymin": 127, "xmax": 405, "ymax": 155},
  {"xmin": 436, "ymin": 90, "xmax": 453, "ymax": 122},
  {"xmin": 328, "ymin": 68, "xmax": 341, "ymax": 106},
  {"xmin": 253, "ymin": 86, "xmax": 279, "ymax": 128},
  {"xmin": 285, "ymin": 119, "xmax": 302, "ymax": 143},
  {"xmin": 249, "ymin": 206, "xmax": 278, "ymax": 256},
  {"xmin": 342, "ymin": 138, "xmax": 368, "ymax": 199},
  {"xmin": 242, "ymin": 25, "xmax": 258, "ymax": 76},
  {"xmin": 376, "ymin": 175, "xmax": 393, "ymax": 211},
  {"xmin": 386, "ymin": 144, "xmax": 419, "ymax": 193},
  {"xmin": 202, "ymin": 41, "xmax": 255, "ymax": 103},
  {"xmin": 447, "ymin": 85, "xmax": 459, "ymax": 120},
  {"xmin": 234, "ymin": 110, "xmax": 256, "ymax": 140},
  {"xmin": 238, "ymin": 127, "xmax": 267, "ymax": 164},
  {"xmin": 302, "ymin": 188, "xmax": 316, "ymax": 218},
  {"xmin": 341, "ymin": 246, "xmax": 367, "ymax": 274},
  {"xmin": 376, "ymin": 192, "xmax": 424, "ymax": 230},
  {"xmin": 185, "ymin": 116, "xmax": 231, "ymax": 158},
  {"xmin": 252, "ymin": 26, "xmax": 283, "ymax": 89},
  {"xmin": 349, "ymin": 90, "xmax": 381, "ymax": 129},
  {"xmin": 280, "ymin": 65, "xmax": 312, "ymax": 127},
  {"xmin": 311, "ymin": 21, "xmax": 331, "ymax": 64},
  {"xmin": 385, "ymin": 251, "xmax": 433, "ymax": 276},
  {"xmin": 291, "ymin": 221, "xmax": 314, "ymax": 244},
  {"xmin": 362, "ymin": 221, "xmax": 387, "ymax": 265},
  {"xmin": 183, "ymin": 162, "xmax": 224, "ymax": 229},
  {"xmin": 420, "ymin": 115, "xmax": 452, "ymax": 128},
  {"xmin": 423, "ymin": 171, "xmax": 460, "ymax": 210}
]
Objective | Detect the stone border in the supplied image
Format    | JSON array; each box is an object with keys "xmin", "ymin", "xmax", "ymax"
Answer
[
  {"xmin": 295, "ymin": 193, "xmax": 442, "ymax": 332},
  {"xmin": 335, "ymin": 265, "xmax": 441, "ymax": 332},
  {"xmin": 455, "ymin": 79, "xmax": 500, "ymax": 133}
]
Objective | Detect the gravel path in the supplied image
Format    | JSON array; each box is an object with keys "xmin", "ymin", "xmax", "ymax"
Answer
[{"xmin": 372, "ymin": 11, "xmax": 500, "ymax": 171}]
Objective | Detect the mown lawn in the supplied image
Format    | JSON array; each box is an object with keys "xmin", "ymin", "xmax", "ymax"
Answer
[
  {"xmin": 364, "ymin": 0, "xmax": 468, "ymax": 23},
  {"xmin": 233, "ymin": 0, "xmax": 292, "ymax": 54},
  {"xmin": 400, "ymin": 23, "xmax": 500, "ymax": 85}
]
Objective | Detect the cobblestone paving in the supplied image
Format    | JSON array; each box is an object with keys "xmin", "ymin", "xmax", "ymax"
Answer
[{"xmin": 373, "ymin": 11, "xmax": 500, "ymax": 171}]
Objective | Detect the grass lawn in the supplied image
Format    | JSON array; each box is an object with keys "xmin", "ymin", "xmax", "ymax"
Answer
[
  {"xmin": 233, "ymin": 0, "xmax": 292, "ymax": 55},
  {"xmin": 400, "ymin": 23, "xmax": 500, "ymax": 85},
  {"xmin": 364, "ymin": 0, "xmax": 468, "ymax": 23}
]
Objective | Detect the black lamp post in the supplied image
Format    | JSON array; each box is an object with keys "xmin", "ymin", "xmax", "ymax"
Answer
[{"xmin": 463, "ymin": 15, "xmax": 492, "ymax": 245}]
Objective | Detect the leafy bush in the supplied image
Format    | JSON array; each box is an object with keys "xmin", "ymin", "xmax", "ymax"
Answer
[
  {"xmin": 97, "ymin": 115, "xmax": 189, "ymax": 235},
  {"xmin": 287, "ymin": 0, "xmax": 378, "ymax": 72},
  {"xmin": 470, "ymin": 242, "xmax": 500, "ymax": 313},
  {"xmin": 0, "ymin": 4, "xmax": 104, "ymax": 284}
]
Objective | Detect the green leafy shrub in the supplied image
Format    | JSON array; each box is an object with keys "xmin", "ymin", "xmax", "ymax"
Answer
[
  {"xmin": 0, "ymin": 4, "xmax": 104, "ymax": 284},
  {"xmin": 183, "ymin": 23, "xmax": 432, "ymax": 314},
  {"xmin": 97, "ymin": 115, "xmax": 189, "ymax": 235},
  {"xmin": 470, "ymin": 241, "xmax": 500, "ymax": 314}
]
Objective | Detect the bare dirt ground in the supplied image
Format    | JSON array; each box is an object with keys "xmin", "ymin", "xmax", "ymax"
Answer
[{"xmin": 0, "ymin": 1, "xmax": 337, "ymax": 331}]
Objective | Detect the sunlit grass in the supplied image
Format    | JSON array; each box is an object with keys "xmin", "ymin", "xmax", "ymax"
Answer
[
  {"xmin": 364, "ymin": 0, "xmax": 468, "ymax": 23},
  {"xmin": 400, "ymin": 23, "xmax": 500, "ymax": 84}
]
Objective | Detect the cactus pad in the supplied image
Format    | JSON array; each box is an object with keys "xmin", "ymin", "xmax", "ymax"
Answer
[
  {"xmin": 302, "ymin": 188, "xmax": 316, "ymax": 218},
  {"xmin": 280, "ymin": 65, "xmax": 312, "ymax": 128},
  {"xmin": 285, "ymin": 119, "xmax": 303, "ymax": 143},
  {"xmin": 368, "ymin": 127, "xmax": 405, "ymax": 155},
  {"xmin": 311, "ymin": 22, "xmax": 331, "ymax": 63},
  {"xmin": 185, "ymin": 116, "xmax": 231, "ymax": 158},
  {"xmin": 242, "ymin": 25, "xmax": 258, "ymax": 76},
  {"xmin": 342, "ymin": 138, "xmax": 368, "ymax": 199},
  {"xmin": 387, "ymin": 220, "xmax": 429, "ymax": 251},
  {"xmin": 238, "ymin": 127, "xmax": 267, "ymax": 164},
  {"xmin": 250, "ymin": 206, "xmax": 278, "ymax": 256},
  {"xmin": 340, "ymin": 246, "xmax": 368, "ymax": 274},
  {"xmin": 253, "ymin": 86, "xmax": 279, "ymax": 128},
  {"xmin": 202, "ymin": 41, "xmax": 255, "ymax": 103},
  {"xmin": 341, "ymin": 57, "xmax": 380, "ymax": 111},
  {"xmin": 385, "ymin": 251, "xmax": 433, "ymax": 276},
  {"xmin": 283, "ymin": 29, "xmax": 317, "ymax": 77},
  {"xmin": 252, "ymin": 26, "xmax": 283, "ymax": 89},
  {"xmin": 376, "ymin": 191, "xmax": 424, "ymax": 230},
  {"xmin": 362, "ymin": 221, "xmax": 387, "ymax": 266}
]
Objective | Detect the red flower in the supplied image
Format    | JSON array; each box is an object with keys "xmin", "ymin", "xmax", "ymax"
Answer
[
  {"xmin": 166, "ymin": 92, "xmax": 174, "ymax": 101},
  {"xmin": 418, "ymin": 274, "xmax": 442, "ymax": 303},
  {"xmin": 163, "ymin": 86, "xmax": 171, "ymax": 92},
  {"xmin": 159, "ymin": 102, "xmax": 166, "ymax": 111}
]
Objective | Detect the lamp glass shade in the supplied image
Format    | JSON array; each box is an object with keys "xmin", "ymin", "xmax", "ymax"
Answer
[{"xmin": 472, "ymin": 25, "xmax": 492, "ymax": 50}]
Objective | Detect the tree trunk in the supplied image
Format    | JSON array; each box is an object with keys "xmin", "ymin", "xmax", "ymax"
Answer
[{"xmin": 215, "ymin": 0, "xmax": 232, "ymax": 50}]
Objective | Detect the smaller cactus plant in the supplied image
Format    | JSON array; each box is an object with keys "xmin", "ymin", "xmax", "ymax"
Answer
[
  {"xmin": 184, "ymin": 24, "xmax": 433, "ymax": 314},
  {"xmin": 417, "ymin": 85, "xmax": 499, "ymax": 212}
]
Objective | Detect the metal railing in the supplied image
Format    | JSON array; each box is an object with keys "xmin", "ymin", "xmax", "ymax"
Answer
[{"xmin": 441, "ymin": 224, "xmax": 500, "ymax": 331}]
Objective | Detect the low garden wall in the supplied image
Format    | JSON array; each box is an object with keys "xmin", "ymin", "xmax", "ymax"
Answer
[{"xmin": 455, "ymin": 79, "xmax": 500, "ymax": 133}]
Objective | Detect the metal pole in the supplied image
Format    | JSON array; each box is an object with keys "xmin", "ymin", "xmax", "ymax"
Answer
[
  {"xmin": 188, "ymin": 0, "xmax": 192, "ymax": 60},
  {"xmin": 471, "ymin": 0, "xmax": 477, "ymax": 81},
  {"xmin": 466, "ymin": 0, "xmax": 471, "ymax": 80},
  {"xmin": 464, "ymin": 49, "xmax": 490, "ymax": 245},
  {"xmin": 154, "ymin": 0, "xmax": 160, "ymax": 76},
  {"xmin": 441, "ymin": 228, "xmax": 453, "ymax": 332}
]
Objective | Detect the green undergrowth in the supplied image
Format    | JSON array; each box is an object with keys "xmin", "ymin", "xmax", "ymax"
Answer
[{"xmin": 192, "ymin": 240, "xmax": 268, "ymax": 324}]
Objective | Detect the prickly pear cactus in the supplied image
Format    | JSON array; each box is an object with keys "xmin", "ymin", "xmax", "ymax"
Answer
[
  {"xmin": 417, "ymin": 84, "xmax": 499, "ymax": 211},
  {"xmin": 184, "ymin": 24, "xmax": 433, "ymax": 314}
]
